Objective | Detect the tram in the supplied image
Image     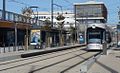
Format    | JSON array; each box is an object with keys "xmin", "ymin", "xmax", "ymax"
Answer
[{"xmin": 86, "ymin": 23, "xmax": 112, "ymax": 50}]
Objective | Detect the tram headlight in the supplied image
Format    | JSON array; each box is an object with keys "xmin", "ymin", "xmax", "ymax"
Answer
[{"xmin": 92, "ymin": 25, "xmax": 96, "ymax": 29}]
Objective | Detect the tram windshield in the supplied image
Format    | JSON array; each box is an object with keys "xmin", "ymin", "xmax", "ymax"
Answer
[{"xmin": 88, "ymin": 39, "xmax": 101, "ymax": 44}]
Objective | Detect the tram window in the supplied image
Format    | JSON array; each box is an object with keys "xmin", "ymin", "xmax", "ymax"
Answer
[
  {"xmin": 88, "ymin": 39, "xmax": 101, "ymax": 44},
  {"xmin": 89, "ymin": 34, "xmax": 100, "ymax": 39}
]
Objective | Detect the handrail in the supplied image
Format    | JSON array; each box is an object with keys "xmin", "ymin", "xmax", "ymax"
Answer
[
  {"xmin": 17, "ymin": 41, "xmax": 24, "ymax": 51},
  {"xmin": 0, "ymin": 9, "xmax": 45, "ymax": 27},
  {"xmin": 3, "ymin": 43, "xmax": 6, "ymax": 53},
  {"xmin": 0, "ymin": 42, "xmax": 25, "ymax": 53}
]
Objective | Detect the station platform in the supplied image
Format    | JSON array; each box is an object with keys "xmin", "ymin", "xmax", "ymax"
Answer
[
  {"xmin": 0, "ymin": 50, "xmax": 42, "ymax": 62},
  {"xmin": 0, "ymin": 44, "xmax": 83, "ymax": 62},
  {"xmin": 88, "ymin": 47, "xmax": 120, "ymax": 73}
]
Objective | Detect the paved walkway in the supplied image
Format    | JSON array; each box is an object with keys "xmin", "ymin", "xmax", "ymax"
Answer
[
  {"xmin": 0, "ymin": 49, "xmax": 46, "ymax": 62},
  {"xmin": 88, "ymin": 47, "xmax": 120, "ymax": 73},
  {"xmin": 0, "ymin": 46, "xmax": 61, "ymax": 62}
]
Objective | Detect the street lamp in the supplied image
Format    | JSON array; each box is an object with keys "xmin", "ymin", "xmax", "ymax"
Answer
[
  {"xmin": 29, "ymin": 6, "xmax": 39, "ymax": 21},
  {"xmin": 29, "ymin": 6, "xmax": 40, "ymax": 49},
  {"xmin": 51, "ymin": 0, "xmax": 54, "ymax": 27},
  {"xmin": 74, "ymin": 5, "xmax": 77, "ymax": 43}
]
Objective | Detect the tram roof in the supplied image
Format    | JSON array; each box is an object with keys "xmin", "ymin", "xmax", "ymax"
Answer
[{"xmin": 87, "ymin": 23, "xmax": 107, "ymax": 29}]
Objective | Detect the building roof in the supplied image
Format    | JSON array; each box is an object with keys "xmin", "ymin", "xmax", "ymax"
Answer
[
  {"xmin": 76, "ymin": 17, "xmax": 105, "ymax": 20},
  {"xmin": 33, "ymin": 10, "xmax": 73, "ymax": 15},
  {"xmin": 34, "ymin": 12, "xmax": 51, "ymax": 15},
  {"xmin": 74, "ymin": 1, "xmax": 104, "ymax": 5}
]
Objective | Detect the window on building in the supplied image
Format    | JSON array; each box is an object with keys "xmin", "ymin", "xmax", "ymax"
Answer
[
  {"xmin": 76, "ymin": 5, "xmax": 102, "ymax": 18},
  {"xmin": 95, "ymin": 20, "xmax": 101, "ymax": 23},
  {"xmin": 44, "ymin": 16, "xmax": 46, "ymax": 19}
]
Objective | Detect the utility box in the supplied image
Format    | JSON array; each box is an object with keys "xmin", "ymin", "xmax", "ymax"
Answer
[{"xmin": 103, "ymin": 41, "xmax": 107, "ymax": 55}]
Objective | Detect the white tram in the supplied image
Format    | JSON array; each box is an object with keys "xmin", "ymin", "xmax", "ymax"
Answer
[{"xmin": 86, "ymin": 23, "xmax": 112, "ymax": 50}]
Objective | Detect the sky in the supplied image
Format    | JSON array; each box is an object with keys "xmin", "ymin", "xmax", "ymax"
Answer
[{"xmin": 0, "ymin": 0, "xmax": 120, "ymax": 24}]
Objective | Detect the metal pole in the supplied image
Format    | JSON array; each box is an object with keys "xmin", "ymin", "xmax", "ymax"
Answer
[
  {"xmin": 118, "ymin": 7, "xmax": 120, "ymax": 21},
  {"xmin": 36, "ymin": 7, "xmax": 38, "ymax": 23},
  {"xmin": 51, "ymin": 0, "xmax": 54, "ymax": 46},
  {"xmin": 26, "ymin": 28, "xmax": 28, "ymax": 50},
  {"xmin": 117, "ymin": 25, "xmax": 118, "ymax": 47},
  {"xmin": 51, "ymin": 0, "xmax": 53, "ymax": 27},
  {"xmin": 2, "ymin": 0, "xmax": 6, "ymax": 20},
  {"xmin": 117, "ymin": 7, "xmax": 120, "ymax": 47},
  {"xmin": 85, "ymin": 12, "xmax": 88, "ymax": 44},
  {"xmin": 74, "ymin": 5, "xmax": 77, "ymax": 43},
  {"xmin": 15, "ymin": 23, "xmax": 17, "ymax": 51},
  {"xmin": 103, "ymin": 31, "xmax": 107, "ymax": 55},
  {"xmin": 3, "ymin": 44, "xmax": 6, "ymax": 53}
]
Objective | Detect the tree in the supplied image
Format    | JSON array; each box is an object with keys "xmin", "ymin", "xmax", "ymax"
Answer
[
  {"xmin": 56, "ymin": 14, "xmax": 65, "ymax": 21},
  {"xmin": 56, "ymin": 14, "xmax": 65, "ymax": 46},
  {"xmin": 44, "ymin": 18, "xmax": 51, "ymax": 29},
  {"xmin": 21, "ymin": 7, "xmax": 33, "ymax": 17},
  {"xmin": 44, "ymin": 18, "xmax": 52, "ymax": 47},
  {"xmin": 69, "ymin": 25, "xmax": 76, "ymax": 44},
  {"xmin": 21, "ymin": 7, "xmax": 33, "ymax": 50}
]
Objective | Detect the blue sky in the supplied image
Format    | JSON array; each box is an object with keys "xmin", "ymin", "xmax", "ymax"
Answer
[{"xmin": 0, "ymin": 0, "xmax": 120, "ymax": 24}]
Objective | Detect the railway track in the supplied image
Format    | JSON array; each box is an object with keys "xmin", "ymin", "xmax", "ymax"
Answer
[
  {"xmin": 0, "ymin": 46, "xmax": 101, "ymax": 73},
  {"xmin": 0, "ymin": 46, "xmax": 86, "ymax": 66}
]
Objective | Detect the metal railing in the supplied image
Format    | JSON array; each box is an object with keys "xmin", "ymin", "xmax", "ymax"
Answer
[
  {"xmin": 0, "ymin": 43, "xmax": 15, "ymax": 53},
  {"xmin": 0, "ymin": 42, "xmax": 25, "ymax": 53},
  {"xmin": 17, "ymin": 42, "xmax": 24, "ymax": 51},
  {"xmin": 0, "ymin": 9, "xmax": 45, "ymax": 26}
]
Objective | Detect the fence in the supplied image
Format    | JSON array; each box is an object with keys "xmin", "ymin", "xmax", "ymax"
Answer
[{"xmin": 0, "ymin": 43, "xmax": 24, "ymax": 53}]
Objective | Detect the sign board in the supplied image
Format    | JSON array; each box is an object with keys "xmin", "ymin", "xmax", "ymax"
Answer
[
  {"xmin": 117, "ymin": 25, "xmax": 120, "ymax": 32},
  {"xmin": 117, "ymin": 25, "xmax": 120, "ymax": 29},
  {"xmin": 31, "ymin": 30, "xmax": 41, "ymax": 45}
]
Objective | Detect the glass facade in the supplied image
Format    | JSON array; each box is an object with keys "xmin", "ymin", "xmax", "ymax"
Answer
[
  {"xmin": 0, "ymin": 28, "xmax": 27, "ymax": 46},
  {"xmin": 78, "ymin": 19, "xmax": 102, "ymax": 24},
  {"xmin": 76, "ymin": 5, "xmax": 103, "ymax": 18},
  {"xmin": 75, "ymin": 3, "xmax": 107, "ymax": 23}
]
